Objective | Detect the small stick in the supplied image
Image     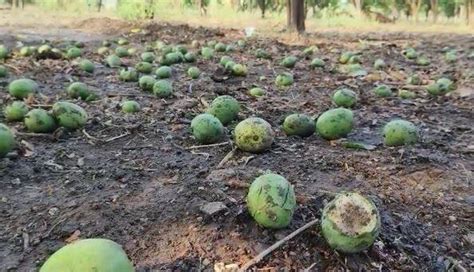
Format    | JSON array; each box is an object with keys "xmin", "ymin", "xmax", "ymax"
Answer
[
  {"xmin": 185, "ymin": 141, "xmax": 230, "ymax": 150},
  {"xmin": 22, "ymin": 232, "xmax": 29, "ymax": 251},
  {"xmin": 303, "ymin": 262, "xmax": 317, "ymax": 272},
  {"xmin": 217, "ymin": 147, "xmax": 236, "ymax": 168},
  {"xmin": 30, "ymin": 104, "xmax": 53, "ymax": 108},
  {"xmin": 43, "ymin": 217, "xmax": 68, "ymax": 238},
  {"xmin": 239, "ymin": 218, "xmax": 319, "ymax": 271},
  {"xmin": 105, "ymin": 132, "xmax": 130, "ymax": 143},
  {"xmin": 107, "ymin": 93, "xmax": 156, "ymax": 98},
  {"xmin": 82, "ymin": 129, "xmax": 100, "ymax": 142},
  {"xmin": 16, "ymin": 132, "xmax": 55, "ymax": 139},
  {"xmin": 3, "ymin": 63, "xmax": 21, "ymax": 73}
]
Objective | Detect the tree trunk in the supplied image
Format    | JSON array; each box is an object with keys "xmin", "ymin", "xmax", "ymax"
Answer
[
  {"xmin": 199, "ymin": 0, "xmax": 207, "ymax": 16},
  {"xmin": 97, "ymin": 0, "xmax": 103, "ymax": 12},
  {"xmin": 409, "ymin": 0, "xmax": 422, "ymax": 22},
  {"xmin": 286, "ymin": 0, "xmax": 291, "ymax": 27},
  {"xmin": 287, "ymin": 0, "xmax": 305, "ymax": 33},
  {"xmin": 431, "ymin": 0, "xmax": 438, "ymax": 23},
  {"xmin": 351, "ymin": 0, "xmax": 363, "ymax": 16},
  {"xmin": 258, "ymin": 0, "xmax": 266, "ymax": 18},
  {"xmin": 465, "ymin": 0, "xmax": 470, "ymax": 24}
]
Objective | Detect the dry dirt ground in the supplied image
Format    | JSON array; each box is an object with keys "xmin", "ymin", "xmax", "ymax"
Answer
[{"xmin": 0, "ymin": 19, "xmax": 473, "ymax": 271}]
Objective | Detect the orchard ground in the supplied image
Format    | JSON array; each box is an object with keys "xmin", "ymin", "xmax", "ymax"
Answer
[{"xmin": 0, "ymin": 14, "xmax": 473, "ymax": 271}]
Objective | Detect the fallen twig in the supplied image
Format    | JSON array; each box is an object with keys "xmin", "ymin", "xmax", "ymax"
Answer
[
  {"xmin": 30, "ymin": 104, "xmax": 53, "ymax": 108},
  {"xmin": 239, "ymin": 218, "xmax": 319, "ymax": 271},
  {"xmin": 16, "ymin": 132, "xmax": 55, "ymax": 139},
  {"xmin": 217, "ymin": 147, "xmax": 236, "ymax": 168},
  {"xmin": 105, "ymin": 132, "xmax": 130, "ymax": 143},
  {"xmin": 43, "ymin": 217, "xmax": 68, "ymax": 239},
  {"xmin": 3, "ymin": 63, "xmax": 21, "ymax": 73},
  {"xmin": 303, "ymin": 262, "xmax": 317, "ymax": 272},
  {"xmin": 82, "ymin": 129, "xmax": 100, "ymax": 142},
  {"xmin": 185, "ymin": 141, "xmax": 230, "ymax": 150},
  {"xmin": 191, "ymin": 150, "xmax": 210, "ymax": 159},
  {"xmin": 107, "ymin": 93, "xmax": 155, "ymax": 98}
]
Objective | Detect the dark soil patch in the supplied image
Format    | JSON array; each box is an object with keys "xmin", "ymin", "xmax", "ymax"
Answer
[{"xmin": 0, "ymin": 23, "xmax": 473, "ymax": 271}]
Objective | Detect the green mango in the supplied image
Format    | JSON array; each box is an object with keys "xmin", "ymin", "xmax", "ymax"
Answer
[
  {"xmin": 219, "ymin": 56, "xmax": 233, "ymax": 67},
  {"xmin": 321, "ymin": 192, "xmax": 380, "ymax": 253},
  {"xmin": 383, "ymin": 119, "xmax": 418, "ymax": 146},
  {"xmin": 115, "ymin": 47, "xmax": 129, "ymax": 58},
  {"xmin": 4, "ymin": 101, "xmax": 28, "ymax": 122},
  {"xmin": 416, "ymin": 56, "xmax": 430, "ymax": 66},
  {"xmin": 19, "ymin": 46, "xmax": 33, "ymax": 57},
  {"xmin": 403, "ymin": 48, "xmax": 418, "ymax": 59},
  {"xmin": 40, "ymin": 238, "xmax": 134, "ymax": 272},
  {"xmin": 174, "ymin": 45, "xmax": 188, "ymax": 54},
  {"xmin": 373, "ymin": 59, "xmax": 386, "ymax": 70},
  {"xmin": 406, "ymin": 74, "xmax": 422, "ymax": 85},
  {"xmin": 121, "ymin": 100, "xmax": 140, "ymax": 113},
  {"xmin": 153, "ymin": 80, "xmax": 173, "ymax": 98},
  {"xmin": 24, "ymin": 109, "xmax": 56, "ymax": 133},
  {"xmin": 119, "ymin": 68, "xmax": 139, "ymax": 82},
  {"xmin": 0, "ymin": 44, "xmax": 9, "ymax": 59},
  {"xmin": 207, "ymin": 95, "xmax": 240, "ymax": 125},
  {"xmin": 135, "ymin": 62, "xmax": 153, "ymax": 74},
  {"xmin": 97, "ymin": 47, "xmax": 109, "ymax": 55},
  {"xmin": 155, "ymin": 66, "xmax": 172, "ymax": 79},
  {"xmin": 8, "ymin": 78, "xmax": 38, "ymax": 99},
  {"xmin": 249, "ymin": 87, "xmax": 265, "ymax": 97},
  {"xmin": 255, "ymin": 48, "xmax": 271, "ymax": 59},
  {"xmin": 67, "ymin": 82, "xmax": 92, "ymax": 100},
  {"xmin": 117, "ymin": 38, "xmax": 129, "ymax": 45},
  {"xmin": 282, "ymin": 113, "xmax": 315, "ymax": 137},
  {"xmin": 106, "ymin": 55, "xmax": 122, "ymax": 68},
  {"xmin": 232, "ymin": 64, "xmax": 247, "ymax": 76},
  {"xmin": 316, "ymin": 108, "xmax": 353, "ymax": 140},
  {"xmin": 79, "ymin": 59, "xmax": 95, "ymax": 73},
  {"xmin": 339, "ymin": 52, "xmax": 354, "ymax": 64},
  {"xmin": 52, "ymin": 102, "xmax": 88, "ymax": 130},
  {"xmin": 141, "ymin": 52, "xmax": 155, "ymax": 63},
  {"xmin": 275, "ymin": 72, "xmax": 294, "ymax": 87},
  {"xmin": 190, "ymin": 113, "xmax": 225, "ymax": 144},
  {"xmin": 137, "ymin": 74, "xmax": 155, "ymax": 91},
  {"xmin": 160, "ymin": 52, "xmax": 182, "ymax": 65},
  {"xmin": 372, "ymin": 85, "xmax": 392, "ymax": 97},
  {"xmin": 280, "ymin": 56, "xmax": 298, "ymax": 68},
  {"xmin": 247, "ymin": 173, "xmax": 296, "ymax": 229},
  {"xmin": 201, "ymin": 47, "xmax": 214, "ymax": 60},
  {"xmin": 398, "ymin": 89, "xmax": 416, "ymax": 99},
  {"xmin": 0, "ymin": 65, "xmax": 8, "ymax": 77},
  {"xmin": 0, "ymin": 123, "xmax": 15, "ymax": 157},
  {"xmin": 310, "ymin": 58, "xmax": 325, "ymax": 69},
  {"xmin": 66, "ymin": 47, "xmax": 81, "ymax": 59},
  {"xmin": 187, "ymin": 67, "xmax": 200, "ymax": 79},
  {"xmin": 234, "ymin": 117, "xmax": 274, "ymax": 153},
  {"xmin": 332, "ymin": 88, "xmax": 357, "ymax": 108},
  {"xmin": 214, "ymin": 42, "xmax": 226, "ymax": 52},
  {"xmin": 184, "ymin": 52, "xmax": 196, "ymax": 62}
]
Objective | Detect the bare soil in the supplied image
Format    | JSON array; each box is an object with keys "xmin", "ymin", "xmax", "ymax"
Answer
[{"xmin": 0, "ymin": 21, "xmax": 473, "ymax": 271}]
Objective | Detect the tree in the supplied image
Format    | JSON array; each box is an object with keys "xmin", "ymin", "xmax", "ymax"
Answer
[
  {"xmin": 97, "ymin": 0, "xmax": 103, "ymax": 12},
  {"xmin": 257, "ymin": 0, "xmax": 268, "ymax": 18},
  {"xmin": 287, "ymin": 0, "xmax": 305, "ymax": 32},
  {"xmin": 431, "ymin": 0, "xmax": 439, "ymax": 22},
  {"xmin": 408, "ymin": 0, "xmax": 423, "ymax": 21}
]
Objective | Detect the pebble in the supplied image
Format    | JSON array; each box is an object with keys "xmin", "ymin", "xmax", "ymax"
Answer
[
  {"xmin": 448, "ymin": 215, "xmax": 456, "ymax": 222},
  {"xmin": 465, "ymin": 195, "xmax": 474, "ymax": 205},
  {"xmin": 48, "ymin": 207, "xmax": 59, "ymax": 216},
  {"xmin": 200, "ymin": 202, "xmax": 227, "ymax": 216}
]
